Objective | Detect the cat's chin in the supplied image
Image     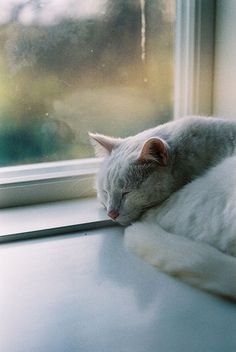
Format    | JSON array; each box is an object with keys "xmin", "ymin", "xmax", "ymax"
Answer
[
  {"xmin": 116, "ymin": 215, "xmax": 140, "ymax": 227},
  {"xmin": 115, "ymin": 210, "xmax": 145, "ymax": 226},
  {"xmin": 116, "ymin": 219, "xmax": 132, "ymax": 226},
  {"xmin": 107, "ymin": 216, "xmax": 131, "ymax": 226}
]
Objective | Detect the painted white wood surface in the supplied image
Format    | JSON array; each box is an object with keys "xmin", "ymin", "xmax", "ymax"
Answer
[
  {"xmin": 1, "ymin": 227, "xmax": 236, "ymax": 352},
  {"xmin": 214, "ymin": 0, "xmax": 236, "ymax": 118}
]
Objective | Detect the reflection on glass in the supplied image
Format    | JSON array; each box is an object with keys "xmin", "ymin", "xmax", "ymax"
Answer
[{"xmin": 0, "ymin": 0, "xmax": 175, "ymax": 166}]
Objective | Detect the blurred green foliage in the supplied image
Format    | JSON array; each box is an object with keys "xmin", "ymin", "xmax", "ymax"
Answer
[{"xmin": 0, "ymin": 0, "xmax": 175, "ymax": 166}]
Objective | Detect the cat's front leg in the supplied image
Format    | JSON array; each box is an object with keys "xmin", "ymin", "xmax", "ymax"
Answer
[
  {"xmin": 124, "ymin": 222, "xmax": 197, "ymax": 274},
  {"xmin": 124, "ymin": 222, "xmax": 236, "ymax": 299},
  {"xmin": 124, "ymin": 222, "xmax": 173, "ymax": 270}
]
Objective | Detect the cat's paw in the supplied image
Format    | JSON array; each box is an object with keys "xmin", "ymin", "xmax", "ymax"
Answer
[
  {"xmin": 124, "ymin": 222, "xmax": 151, "ymax": 260},
  {"xmin": 124, "ymin": 222, "xmax": 201, "ymax": 278},
  {"xmin": 124, "ymin": 222, "xmax": 233, "ymax": 296},
  {"xmin": 124, "ymin": 222, "xmax": 167, "ymax": 267}
]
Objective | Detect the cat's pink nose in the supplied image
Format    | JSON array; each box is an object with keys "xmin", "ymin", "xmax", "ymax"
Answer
[{"xmin": 108, "ymin": 210, "xmax": 119, "ymax": 220}]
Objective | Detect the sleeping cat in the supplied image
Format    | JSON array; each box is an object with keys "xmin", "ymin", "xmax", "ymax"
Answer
[{"xmin": 89, "ymin": 116, "xmax": 236, "ymax": 299}]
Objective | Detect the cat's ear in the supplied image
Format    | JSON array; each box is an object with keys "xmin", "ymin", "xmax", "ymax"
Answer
[
  {"xmin": 89, "ymin": 132, "xmax": 121, "ymax": 157},
  {"xmin": 138, "ymin": 138, "xmax": 169, "ymax": 166}
]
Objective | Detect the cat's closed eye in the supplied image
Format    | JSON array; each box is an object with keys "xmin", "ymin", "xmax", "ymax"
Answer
[{"xmin": 121, "ymin": 191, "xmax": 130, "ymax": 199}]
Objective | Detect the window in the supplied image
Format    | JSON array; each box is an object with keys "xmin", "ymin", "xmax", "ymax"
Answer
[
  {"xmin": 0, "ymin": 0, "xmax": 216, "ymax": 209},
  {"xmin": 213, "ymin": 0, "xmax": 236, "ymax": 118},
  {"xmin": 0, "ymin": 0, "xmax": 175, "ymax": 167},
  {"xmin": 0, "ymin": 0, "xmax": 217, "ymax": 238}
]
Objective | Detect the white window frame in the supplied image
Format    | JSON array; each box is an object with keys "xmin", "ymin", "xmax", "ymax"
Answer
[
  {"xmin": 0, "ymin": 158, "xmax": 101, "ymax": 208},
  {"xmin": 0, "ymin": 0, "xmax": 217, "ymax": 242},
  {"xmin": 174, "ymin": 0, "xmax": 215, "ymax": 118}
]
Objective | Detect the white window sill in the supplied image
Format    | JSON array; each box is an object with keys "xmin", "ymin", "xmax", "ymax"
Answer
[
  {"xmin": 0, "ymin": 197, "xmax": 116, "ymax": 243},
  {"xmin": 0, "ymin": 158, "xmax": 102, "ymax": 208}
]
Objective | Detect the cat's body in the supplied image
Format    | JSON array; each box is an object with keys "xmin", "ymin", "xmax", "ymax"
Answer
[
  {"xmin": 90, "ymin": 116, "xmax": 236, "ymax": 299},
  {"xmin": 144, "ymin": 155, "xmax": 236, "ymax": 256}
]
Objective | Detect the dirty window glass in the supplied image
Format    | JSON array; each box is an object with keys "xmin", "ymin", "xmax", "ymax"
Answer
[{"xmin": 0, "ymin": 0, "xmax": 175, "ymax": 166}]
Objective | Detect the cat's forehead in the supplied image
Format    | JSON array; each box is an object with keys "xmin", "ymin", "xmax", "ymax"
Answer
[
  {"xmin": 105, "ymin": 156, "xmax": 128, "ymax": 188},
  {"xmin": 106, "ymin": 142, "xmax": 137, "ymax": 170},
  {"xmin": 98, "ymin": 139, "xmax": 147, "ymax": 190},
  {"xmin": 101, "ymin": 155, "xmax": 154, "ymax": 191},
  {"xmin": 97, "ymin": 154, "xmax": 129, "ymax": 191}
]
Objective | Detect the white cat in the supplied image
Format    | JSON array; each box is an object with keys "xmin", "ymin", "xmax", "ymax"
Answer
[{"xmin": 90, "ymin": 116, "xmax": 236, "ymax": 299}]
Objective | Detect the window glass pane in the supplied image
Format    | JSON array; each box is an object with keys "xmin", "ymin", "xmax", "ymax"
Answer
[{"xmin": 0, "ymin": 0, "xmax": 175, "ymax": 166}]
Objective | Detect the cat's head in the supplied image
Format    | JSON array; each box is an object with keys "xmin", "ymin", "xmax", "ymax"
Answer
[{"xmin": 89, "ymin": 132, "xmax": 174, "ymax": 225}]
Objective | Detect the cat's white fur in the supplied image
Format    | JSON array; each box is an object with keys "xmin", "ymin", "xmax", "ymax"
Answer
[
  {"xmin": 125, "ymin": 156, "xmax": 236, "ymax": 298},
  {"xmin": 90, "ymin": 117, "xmax": 236, "ymax": 299}
]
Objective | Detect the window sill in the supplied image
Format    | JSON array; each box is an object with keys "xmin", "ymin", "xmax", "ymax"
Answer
[
  {"xmin": 0, "ymin": 158, "xmax": 102, "ymax": 208},
  {"xmin": 0, "ymin": 197, "xmax": 116, "ymax": 244}
]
